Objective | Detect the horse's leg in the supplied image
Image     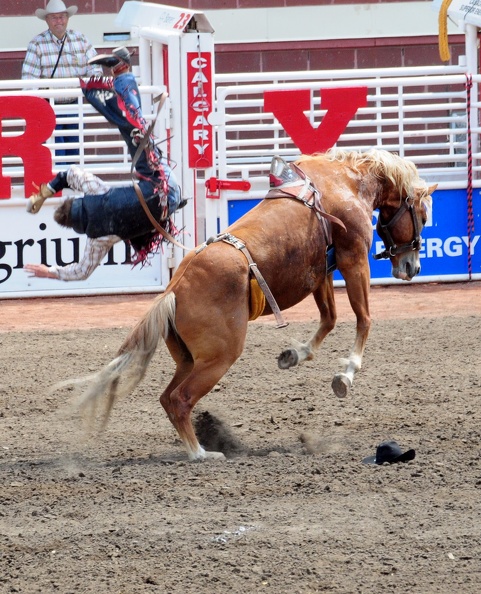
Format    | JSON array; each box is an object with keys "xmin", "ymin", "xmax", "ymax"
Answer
[
  {"xmin": 160, "ymin": 359, "xmax": 239, "ymax": 461},
  {"xmin": 160, "ymin": 327, "xmax": 246, "ymax": 461},
  {"xmin": 331, "ymin": 263, "xmax": 371, "ymax": 398},
  {"xmin": 278, "ymin": 276, "xmax": 337, "ymax": 368}
]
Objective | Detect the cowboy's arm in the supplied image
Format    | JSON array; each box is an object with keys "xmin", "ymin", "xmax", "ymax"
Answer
[{"xmin": 24, "ymin": 235, "xmax": 120, "ymax": 281}]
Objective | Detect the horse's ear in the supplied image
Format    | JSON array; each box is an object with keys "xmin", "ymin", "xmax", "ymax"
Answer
[{"xmin": 428, "ymin": 184, "xmax": 438, "ymax": 194}]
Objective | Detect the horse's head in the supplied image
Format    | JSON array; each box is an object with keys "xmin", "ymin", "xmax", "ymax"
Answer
[{"xmin": 375, "ymin": 184, "xmax": 436, "ymax": 281}]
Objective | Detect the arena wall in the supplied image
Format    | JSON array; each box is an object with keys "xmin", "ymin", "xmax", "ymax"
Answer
[
  {"xmin": 0, "ymin": 1, "xmax": 478, "ymax": 299},
  {"xmin": 0, "ymin": 1, "xmax": 466, "ymax": 79}
]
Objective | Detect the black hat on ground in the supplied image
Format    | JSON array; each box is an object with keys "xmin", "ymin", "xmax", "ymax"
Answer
[{"xmin": 362, "ymin": 440, "xmax": 416, "ymax": 465}]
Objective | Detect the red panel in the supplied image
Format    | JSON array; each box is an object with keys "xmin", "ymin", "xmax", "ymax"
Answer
[
  {"xmin": 187, "ymin": 52, "xmax": 214, "ymax": 168},
  {"xmin": 95, "ymin": 0, "xmax": 123, "ymax": 13},
  {"xmin": 239, "ymin": 0, "xmax": 285, "ymax": 7},
  {"xmin": 215, "ymin": 50, "xmax": 262, "ymax": 74},
  {"xmin": 310, "ymin": 48, "xmax": 357, "ymax": 71},
  {"xmin": 0, "ymin": 58, "xmax": 22, "ymax": 80},
  {"xmin": 190, "ymin": 0, "xmax": 238, "ymax": 8},
  {"xmin": 357, "ymin": 46, "xmax": 404, "ymax": 69},
  {"xmin": 1, "ymin": 37, "xmax": 466, "ymax": 79},
  {"xmin": 0, "ymin": 0, "xmax": 39, "ymax": 16},
  {"xmin": 404, "ymin": 44, "xmax": 446, "ymax": 67},
  {"xmin": 0, "ymin": 0, "xmax": 452, "ymax": 15},
  {"xmin": 0, "ymin": 97, "xmax": 55, "ymax": 198}
]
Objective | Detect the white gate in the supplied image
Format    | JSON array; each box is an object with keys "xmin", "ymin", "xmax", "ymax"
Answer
[
  {"xmin": 0, "ymin": 2, "xmax": 215, "ymax": 299},
  {"xmin": 205, "ymin": 65, "xmax": 481, "ymax": 284}
]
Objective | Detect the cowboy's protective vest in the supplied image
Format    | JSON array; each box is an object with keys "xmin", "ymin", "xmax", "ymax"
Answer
[{"xmin": 69, "ymin": 179, "xmax": 168, "ymax": 239}]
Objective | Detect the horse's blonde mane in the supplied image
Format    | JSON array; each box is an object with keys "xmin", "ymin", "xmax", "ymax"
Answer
[{"xmin": 299, "ymin": 148, "xmax": 432, "ymax": 211}]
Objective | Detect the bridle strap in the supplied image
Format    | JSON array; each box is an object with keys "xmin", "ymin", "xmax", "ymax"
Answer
[{"xmin": 374, "ymin": 198, "xmax": 421, "ymax": 260}]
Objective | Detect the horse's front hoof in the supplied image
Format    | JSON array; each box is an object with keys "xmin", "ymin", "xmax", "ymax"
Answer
[
  {"xmin": 278, "ymin": 349, "xmax": 299, "ymax": 369},
  {"xmin": 332, "ymin": 374, "xmax": 351, "ymax": 398}
]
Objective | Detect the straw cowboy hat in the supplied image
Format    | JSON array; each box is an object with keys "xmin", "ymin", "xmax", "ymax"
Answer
[{"xmin": 36, "ymin": 0, "xmax": 78, "ymax": 20}]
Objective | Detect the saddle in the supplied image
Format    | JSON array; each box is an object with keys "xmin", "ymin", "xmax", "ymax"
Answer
[
  {"xmin": 195, "ymin": 157, "xmax": 347, "ymax": 328},
  {"xmin": 267, "ymin": 156, "xmax": 346, "ymax": 273}
]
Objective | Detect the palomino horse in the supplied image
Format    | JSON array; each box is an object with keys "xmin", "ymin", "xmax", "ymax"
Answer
[{"xmin": 66, "ymin": 149, "xmax": 435, "ymax": 460}]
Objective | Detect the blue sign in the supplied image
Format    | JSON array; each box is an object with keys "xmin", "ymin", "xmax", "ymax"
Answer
[{"xmin": 228, "ymin": 188, "xmax": 481, "ymax": 284}]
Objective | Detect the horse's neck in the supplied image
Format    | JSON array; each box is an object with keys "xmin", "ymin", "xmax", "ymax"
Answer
[{"xmin": 358, "ymin": 175, "xmax": 384, "ymax": 212}]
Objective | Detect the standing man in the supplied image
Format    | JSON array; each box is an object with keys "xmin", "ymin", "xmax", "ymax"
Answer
[{"xmin": 22, "ymin": 0, "xmax": 102, "ymax": 161}]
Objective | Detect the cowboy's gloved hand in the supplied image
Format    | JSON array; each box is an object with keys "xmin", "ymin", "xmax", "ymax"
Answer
[{"xmin": 26, "ymin": 183, "xmax": 54, "ymax": 214}]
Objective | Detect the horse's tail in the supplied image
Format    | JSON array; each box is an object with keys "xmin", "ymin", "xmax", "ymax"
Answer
[{"xmin": 58, "ymin": 292, "xmax": 177, "ymax": 432}]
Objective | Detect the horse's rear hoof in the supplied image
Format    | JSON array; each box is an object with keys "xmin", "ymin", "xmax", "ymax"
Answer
[
  {"xmin": 332, "ymin": 374, "xmax": 351, "ymax": 398},
  {"xmin": 278, "ymin": 349, "xmax": 299, "ymax": 369},
  {"xmin": 205, "ymin": 451, "xmax": 226, "ymax": 461}
]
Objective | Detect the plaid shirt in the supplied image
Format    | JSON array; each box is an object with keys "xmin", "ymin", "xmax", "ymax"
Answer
[
  {"xmin": 50, "ymin": 235, "xmax": 121, "ymax": 281},
  {"xmin": 22, "ymin": 29, "xmax": 102, "ymax": 80}
]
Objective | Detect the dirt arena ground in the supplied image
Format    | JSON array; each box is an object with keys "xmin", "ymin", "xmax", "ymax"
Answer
[{"xmin": 1, "ymin": 281, "xmax": 481, "ymax": 593}]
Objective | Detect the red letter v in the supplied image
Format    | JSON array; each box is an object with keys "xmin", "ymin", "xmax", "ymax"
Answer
[{"xmin": 264, "ymin": 87, "xmax": 368, "ymax": 154}]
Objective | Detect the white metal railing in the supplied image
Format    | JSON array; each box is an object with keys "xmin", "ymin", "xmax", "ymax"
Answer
[
  {"xmin": 1, "ymin": 66, "xmax": 479, "ymax": 213},
  {"xmin": 212, "ymin": 65, "xmax": 479, "ymax": 193},
  {"xmin": 1, "ymin": 66, "xmax": 476, "ymax": 199}
]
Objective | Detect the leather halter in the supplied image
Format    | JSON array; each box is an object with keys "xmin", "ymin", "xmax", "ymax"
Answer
[{"xmin": 373, "ymin": 197, "xmax": 421, "ymax": 260}]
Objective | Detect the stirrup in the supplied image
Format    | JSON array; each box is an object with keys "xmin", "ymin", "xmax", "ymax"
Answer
[{"xmin": 269, "ymin": 156, "xmax": 302, "ymax": 188}]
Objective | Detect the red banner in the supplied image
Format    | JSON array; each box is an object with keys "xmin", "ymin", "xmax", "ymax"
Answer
[{"xmin": 187, "ymin": 52, "xmax": 213, "ymax": 169}]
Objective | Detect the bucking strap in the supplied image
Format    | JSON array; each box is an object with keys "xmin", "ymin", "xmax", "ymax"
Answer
[
  {"xmin": 224, "ymin": 234, "xmax": 288, "ymax": 328},
  {"xmin": 197, "ymin": 233, "xmax": 288, "ymax": 328}
]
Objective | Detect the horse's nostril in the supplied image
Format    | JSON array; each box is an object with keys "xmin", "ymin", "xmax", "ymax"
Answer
[{"xmin": 405, "ymin": 260, "xmax": 420, "ymax": 279}]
